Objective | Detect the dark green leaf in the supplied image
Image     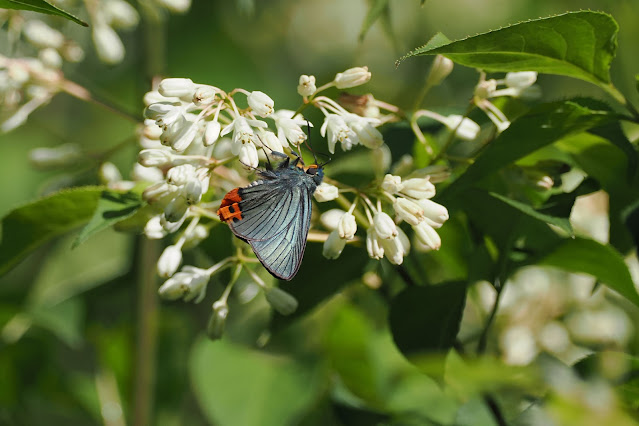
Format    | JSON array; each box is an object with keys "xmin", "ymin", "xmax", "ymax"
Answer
[
  {"xmin": 439, "ymin": 101, "xmax": 616, "ymax": 203},
  {"xmin": 622, "ymin": 199, "xmax": 639, "ymax": 256},
  {"xmin": 359, "ymin": 0, "xmax": 389, "ymax": 42},
  {"xmin": 389, "ymin": 282, "xmax": 466, "ymax": 356},
  {"xmin": 189, "ymin": 337, "xmax": 326, "ymax": 426},
  {"xmin": 539, "ymin": 237, "xmax": 639, "ymax": 307},
  {"xmin": 0, "ymin": 186, "xmax": 102, "ymax": 277},
  {"xmin": 0, "ymin": 0, "xmax": 88, "ymax": 26},
  {"xmin": 72, "ymin": 190, "xmax": 143, "ymax": 248},
  {"xmin": 489, "ymin": 192, "xmax": 573, "ymax": 235},
  {"xmin": 397, "ymin": 11, "xmax": 621, "ymax": 99}
]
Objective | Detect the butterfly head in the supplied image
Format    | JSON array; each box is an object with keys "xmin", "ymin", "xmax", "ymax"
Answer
[{"xmin": 304, "ymin": 164, "xmax": 324, "ymax": 185}]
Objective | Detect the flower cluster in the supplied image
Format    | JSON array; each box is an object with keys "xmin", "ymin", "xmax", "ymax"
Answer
[{"xmin": 319, "ymin": 171, "xmax": 449, "ymax": 265}]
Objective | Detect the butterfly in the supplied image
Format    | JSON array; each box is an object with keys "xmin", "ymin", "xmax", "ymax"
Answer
[{"xmin": 217, "ymin": 153, "xmax": 324, "ymax": 280}]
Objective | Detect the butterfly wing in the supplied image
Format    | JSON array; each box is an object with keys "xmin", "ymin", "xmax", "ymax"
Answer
[{"xmin": 228, "ymin": 179, "xmax": 313, "ymax": 280}]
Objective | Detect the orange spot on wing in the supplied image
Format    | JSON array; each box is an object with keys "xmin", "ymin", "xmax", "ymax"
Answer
[{"xmin": 218, "ymin": 188, "xmax": 243, "ymax": 222}]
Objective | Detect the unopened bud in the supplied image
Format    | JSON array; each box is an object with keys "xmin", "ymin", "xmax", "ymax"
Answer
[
  {"xmin": 297, "ymin": 75, "xmax": 316, "ymax": 97},
  {"xmin": 264, "ymin": 287, "xmax": 298, "ymax": 315},
  {"xmin": 334, "ymin": 66, "xmax": 371, "ymax": 89},
  {"xmin": 207, "ymin": 300, "xmax": 228, "ymax": 340}
]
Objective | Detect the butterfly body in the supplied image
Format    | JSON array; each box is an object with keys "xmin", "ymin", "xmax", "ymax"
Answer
[{"xmin": 218, "ymin": 156, "xmax": 323, "ymax": 280}]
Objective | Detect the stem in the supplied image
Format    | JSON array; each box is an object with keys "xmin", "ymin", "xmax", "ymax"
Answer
[
  {"xmin": 60, "ymin": 79, "xmax": 140, "ymax": 123},
  {"xmin": 132, "ymin": 237, "xmax": 160, "ymax": 426},
  {"xmin": 477, "ymin": 277, "xmax": 503, "ymax": 354},
  {"xmin": 483, "ymin": 394, "xmax": 508, "ymax": 426},
  {"xmin": 430, "ymin": 101, "xmax": 475, "ymax": 165}
]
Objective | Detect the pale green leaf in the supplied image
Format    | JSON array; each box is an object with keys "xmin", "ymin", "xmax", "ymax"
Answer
[{"xmin": 0, "ymin": 0, "xmax": 88, "ymax": 26}]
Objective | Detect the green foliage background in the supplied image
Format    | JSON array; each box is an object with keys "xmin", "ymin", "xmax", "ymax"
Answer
[{"xmin": 1, "ymin": 0, "xmax": 639, "ymax": 425}]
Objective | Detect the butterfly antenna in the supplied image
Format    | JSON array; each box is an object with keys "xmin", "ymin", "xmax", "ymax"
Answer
[
  {"xmin": 256, "ymin": 134, "xmax": 274, "ymax": 170},
  {"xmin": 302, "ymin": 120, "xmax": 320, "ymax": 165}
]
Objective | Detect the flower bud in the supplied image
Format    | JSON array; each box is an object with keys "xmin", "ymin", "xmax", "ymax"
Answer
[
  {"xmin": 505, "ymin": 71, "xmax": 538, "ymax": 89},
  {"xmin": 426, "ymin": 55, "xmax": 454, "ymax": 87},
  {"xmin": 184, "ymin": 178, "xmax": 202, "ymax": 204},
  {"xmin": 203, "ymin": 120, "xmax": 221, "ymax": 146},
  {"xmin": 144, "ymin": 216, "xmax": 167, "ymax": 239},
  {"xmin": 415, "ymin": 198, "xmax": 449, "ymax": 228},
  {"xmin": 381, "ymin": 174, "xmax": 402, "ymax": 194},
  {"xmin": 261, "ymin": 131, "xmax": 283, "ymax": 153},
  {"xmin": 347, "ymin": 116, "xmax": 383, "ymax": 149},
  {"xmin": 164, "ymin": 196, "xmax": 189, "ymax": 223},
  {"xmin": 157, "ymin": 244, "xmax": 182, "ymax": 277},
  {"xmin": 29, "ymin": 143, "xmax": 81, "ymax": 169},
  {"xmin": 239, "ymin": 142, "xmax": 259, "ymax": 168},
  {"xmin": 167, "ymin": 164, "xmax": 196, "ymax": 185},
  {"xmin": 323, "ymin": 230, "xmax": 346, "ymax": 259},
  {"xmin": 103, "ymin": 0, "xmax": 140, "ymax": 29},
  {"xmin": 373, "ymin": 211, "xmax": 397, "ymax": 239},
  {"xmin": 313, "ymin": 183, "xmax": 339, "ymax": 202},
  {"xmin": 139, "ymin": 148, "xmax": 174, "ymax": 167},
  {"xmin": 193, "ymin": 85, "xmax": 217, "ymax": 105},
  {"xmin": 394, "ymin": 197, "xmax": 424, "ymax": 226},
  {"xmin": 337, "ymin": 212, "xmax": 357, "ymax": 240},
  {"xmin": 381, "ymin": 236, "xmax": 404, "ymax": 265},
  {"xmin": 320, "ymin": 209, "xmax": 345, "ymax": 230},
  {"xmin": 371, "ymin": 144, "xmax": 391, "ymax": 176},
  {"xmin": 39, "ymin": 48, "xmax": 63, "ymax": 69},
  {"xmin": 413, "ymin": 222, "xmax": 441, "ymax": 250},
  {"xmin": 264, "ymin": 287, "xmax": 298, "ymax": 315},
  {"xmin": 247, "ymin": 91, "xmax": 274, "ymax": 117},
  {"xmin": 23, "ymin": 20, "xmax": 65, "ymax": 49},
  {"xmin": 297, "ymin": 75, "xmax": 316, "ymax": 97},
  {"xmin": 61, "ymin": 43, "xmax": 85, "ymax": 63},
  {"xmin": 334, "ymin": 66, "xmax": 371, "ymax": 89},
  {"xmin": 207, "ymin": 300, "xmax": 228, "ymax": 340},
  {"xmin": 170, "ymin": 121, "xmax": 198, "ymax": 152},
  {"xmin": 99, "ymin": 162, "xmax": 122, "ymax": 183},
  {"xmin": 474, "ymin": 79, "xmax": 497, "ymax": 99},
  {"xmin": 400, "ymin": 178, "xmax": 436, "ymax": 200},
  {"xmin": 92, "ymin": 23, "xmax": 125, "ymax": 65},
  {"xmin": 442, "ymin": 115, "xmax": 480, "ymax": 141},
  {"xmin": 366, "ymin": 227, "xmax": 384, "ymax": 259},
  {"xmin": 159, "ymin": 78, "xmax": 196, "ymax": 99}
]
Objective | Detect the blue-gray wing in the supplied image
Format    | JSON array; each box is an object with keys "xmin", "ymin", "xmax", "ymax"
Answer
[{"xmin": 229, "ymin": 181, "xmax": 313, "ymax": 280}]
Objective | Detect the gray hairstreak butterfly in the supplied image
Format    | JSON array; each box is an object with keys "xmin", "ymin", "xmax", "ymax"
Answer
[{"xmin": 217, "ymin": 153, "xmax": 324, "ymax": 280}]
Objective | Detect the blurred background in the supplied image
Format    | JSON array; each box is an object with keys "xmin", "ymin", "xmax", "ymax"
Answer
[{"xmin": 1, "ymin": 0, "xmax": 638, "ymax": 425}]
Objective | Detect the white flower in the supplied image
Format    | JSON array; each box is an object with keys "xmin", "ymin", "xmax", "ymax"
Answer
[
  {"xmin": 158, "ymin": 266, "xmax": 210, "ymax": 302},
  {"xmin": 381, "ymin": 174, "xmax": 403, "ymax": 194},
  {"xmin": 139, "ymin": 148, "xmax": 174, "ymax": 167},
  {"xmin": 441, "ymin": 115, "xmax": 480, "ymax": 141},
  {"xmin": 221, "ymin": 116, "xmax": 267, "ymax": 155},
  {"xmin": 323, "ymin": 230, "xmax": 346, "ymax": 259},
  {"xmin": 338, "ymin": 212, "xmax": 357, "ymax": 240},
  {"xmin": 159, "ymin": 78, "xmax": 196, "ymax": 99},
  {"xmin": 373, "ymin": 211, "xmax": 397, "ymax": 239},
  {"xmin": 271, "ymin": 109, "xmax": 307, "ymax": 148},
  {"xmin": 413, "ymin": 221, "xmax": 441, "ymax": 250},
  {"xmin": 394, "ymin": 197, "xmax": 424, "ymax": 226},
  {"xmin": 193, "ymin": 85, "xmax": 217, "ymax": 105},
  {"xmin": 380, "ymin": 235, "xmax": 405, "ymax": 265},
  {"xmin": 92, "ymin": 23, "xmax": 125, "ymax": 65},
  {"xmin": 366, "ymin": 227, "xmax": 384, "ymax": 259},
  {"xmin": 297, "ymin": 75, "xmax": 316, "ymax": 97},
  {"xmin": 505, "ymin": 71, "xmax": 538, "ymax": 90},
  {"xmin": 426, "ymin": 55, "xmax": 454, "ymax": 87},
  {"xmin": 314, "ymin": 182, "xmax": 339, "ymax": 202},
  {"xmin": 167, "ymin": 164, "xmax": 196, "ymax": 185},
  {"xmin": 203, "ymin": 120, "xmax": 221, "ymax": 146},
  {"xmin": 23, "ymin": 20, "xmax": 65, "ymax": 49},
  {"xmin": 145, "ymin": 103, "xmax": 180, "ymax": 125},
  {"xmin": 103, "ymin": 0, "xmax": 140, "ymax": 29},
  {"xmin": 320, "ymin": 209, "xmax": 345, "ymax": 230},
  {"xmin": 474, "ymin": 79, "xmax": 497, "ymax": 99},
  {"xmin": 247, "ymin": 91, "xmax": 274, "ymax": 117},
  {"xmin": 345, "ymin": 114, "xmax": 383, "ymax": 150},
  {"xmin": 320, "ymin": 114, "xmax": 356, "ymax": 154},
  {"xmin": 157, "ymin": 244, "xmax": 183, "ymax": 277},
  {"xmin": 415, "ymin": 198, "xmax": 449, "ymax": 228},
  {"xmin": 334, "ymin": 66, "xmax": 371, "ymax": 89},
  {"xmin": 239, "ymin": 141, "xmax": 259, "ymax": 168},
  {"xmin": 400, "ymin": 178, "xmax": 436, "ymax": 200},
  {"xmin": 260, "ymin": 130, "xmax": 283, "ymax": 153},
  {"xmin": 143, "ymin": 182, "xmax": 176, "ymax": 204},
  {"xmin": 144, "ymin": 215, "xmax": 167, "ymax": 239}
]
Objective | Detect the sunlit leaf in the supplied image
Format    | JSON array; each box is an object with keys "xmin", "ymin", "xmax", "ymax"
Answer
[
  {"xmin": 0, "ymin": 0, "xmax": 88, "ymax": 26},
  {"xmin": 539, "ymin": 237, "xmax": 639, "ymax": 307},
  {"xmin": 73, "ymin": 190, "xmax": 144, "ymax": 248},
  {"xmin": 398, "ymin": 11, "xmax": 620, "ymax": 99},
  {"xmin": 0, "ymin": 186, "xmax": 102, "ymax": 277}
]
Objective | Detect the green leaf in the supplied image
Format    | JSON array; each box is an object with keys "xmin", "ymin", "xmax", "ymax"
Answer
[
  {"xmin": 439, "ymin": 101, "xmax": 616, "ymax": 202},
  {"xmin": 389, "ymin": 282, "xmax": 466, "ymax": 357},
  {"xmin": 189, "ymin": 338, "xmax": 326, "ymax": 426},
  {"xmin": 72, "ymin": 190, "xmax": 143, "ymax": 248},
  {"xmin": 489, "ymin": 192, "xmax": 573, "ymax": 235},
  {"xmin": 397, "ymin": 11, "xmax": 620, "ymax": 98},
  {"xmin": 0, "ymin": 186, "xmax": 102, "ymax": 277},
  {"xmin": 0, "ymin": 0, "xmax": 88, "ymax": 26},
  {"xmin": 539, "ymin": 237, "xmax": 639, "ymax": 307},
  {"xmin": 359, "ymin": 0, "xmax": 389, "ymax": 42}
]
